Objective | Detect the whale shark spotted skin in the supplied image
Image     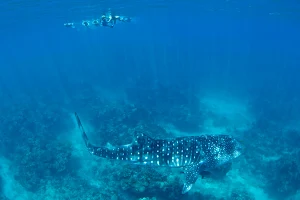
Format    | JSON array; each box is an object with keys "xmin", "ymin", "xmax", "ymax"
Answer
[{"xmin": 74, "ymin": 112, "xmax": 242, "ymax": 194}]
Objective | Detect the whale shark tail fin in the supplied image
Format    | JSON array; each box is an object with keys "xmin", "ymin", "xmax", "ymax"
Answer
[
  {"xmin": 74, "ymin": 112, "xmax": 117, "ymax": 158},
  {"xmin": 74, "ymin": 112, "xmax": 93, "ymax": 150}
]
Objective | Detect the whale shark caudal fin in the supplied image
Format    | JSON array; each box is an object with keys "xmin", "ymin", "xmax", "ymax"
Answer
[
  {"xmin": 74, "ymin": 112, "xmax": 90, "ymax": 148},
  {"xmin": 74, "ymin": 112, "xmax": 135, "ymax": 160},
  {"xmin": 74, "ymin": 112, "xmax": 109, "ymax": 156}
]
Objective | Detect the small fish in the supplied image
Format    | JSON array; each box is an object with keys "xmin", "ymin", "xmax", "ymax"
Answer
[{"xmin": 74, "ymin": 112, "xmax": 242, "ymax": 194}]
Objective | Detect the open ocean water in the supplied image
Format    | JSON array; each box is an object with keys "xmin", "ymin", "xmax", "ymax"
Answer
[{"xmin": 0, "ymin": 0, "xmax": 300, "ymax": 200}]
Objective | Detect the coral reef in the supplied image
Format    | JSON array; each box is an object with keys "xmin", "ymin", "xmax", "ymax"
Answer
[
  {"xmin": 264, "ymin": 151, "xmax": 300, "ymax": 199},
  {"xmin": 230, "ymin": 188, "xmax": 255, "ymax": 200},
  {"xmin": 14, "ymin": 138, "xmax": 74, "ymax": 192}
]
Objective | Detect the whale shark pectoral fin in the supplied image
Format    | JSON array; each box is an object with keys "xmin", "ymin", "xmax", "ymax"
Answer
[
  {"xmin": 182, "ymin": 163, "xmax": 204, "ymax": 194},
  {"xmin": 182, "ymin": 183, "xmax": 194, "ymax": 194}
]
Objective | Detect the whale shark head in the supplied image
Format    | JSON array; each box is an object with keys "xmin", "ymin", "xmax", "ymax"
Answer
[
  {"xmin": 182, "ymin": 135, "xmax": 243, "ymax": 194},
  {"xmin": 213, "ymin": 136, "xmax": 243, "ymax": 166}
]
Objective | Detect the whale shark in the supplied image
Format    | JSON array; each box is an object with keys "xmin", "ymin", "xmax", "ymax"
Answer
[{"xmin": 74, "ymin": 112, "xmax": 242, "ymax": 194}]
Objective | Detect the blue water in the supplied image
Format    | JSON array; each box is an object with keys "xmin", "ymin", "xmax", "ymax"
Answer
[{"xmin": 0, "ymin": 0, "xmax": 300, "ymax": 199}]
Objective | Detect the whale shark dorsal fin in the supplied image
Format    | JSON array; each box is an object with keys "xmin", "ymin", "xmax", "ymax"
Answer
[
  {"xmin": 133, "ymin": 131, "xmax": 154, "ymax": 145},
  {"xmin": 105, "ymin": 142, "xmax": 115, "ymax": 150}
]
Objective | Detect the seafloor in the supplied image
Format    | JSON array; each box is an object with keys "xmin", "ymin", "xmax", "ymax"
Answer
[{"xmin": 0, "ymin": 82, "xmax": 299, "ymax": 200}]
